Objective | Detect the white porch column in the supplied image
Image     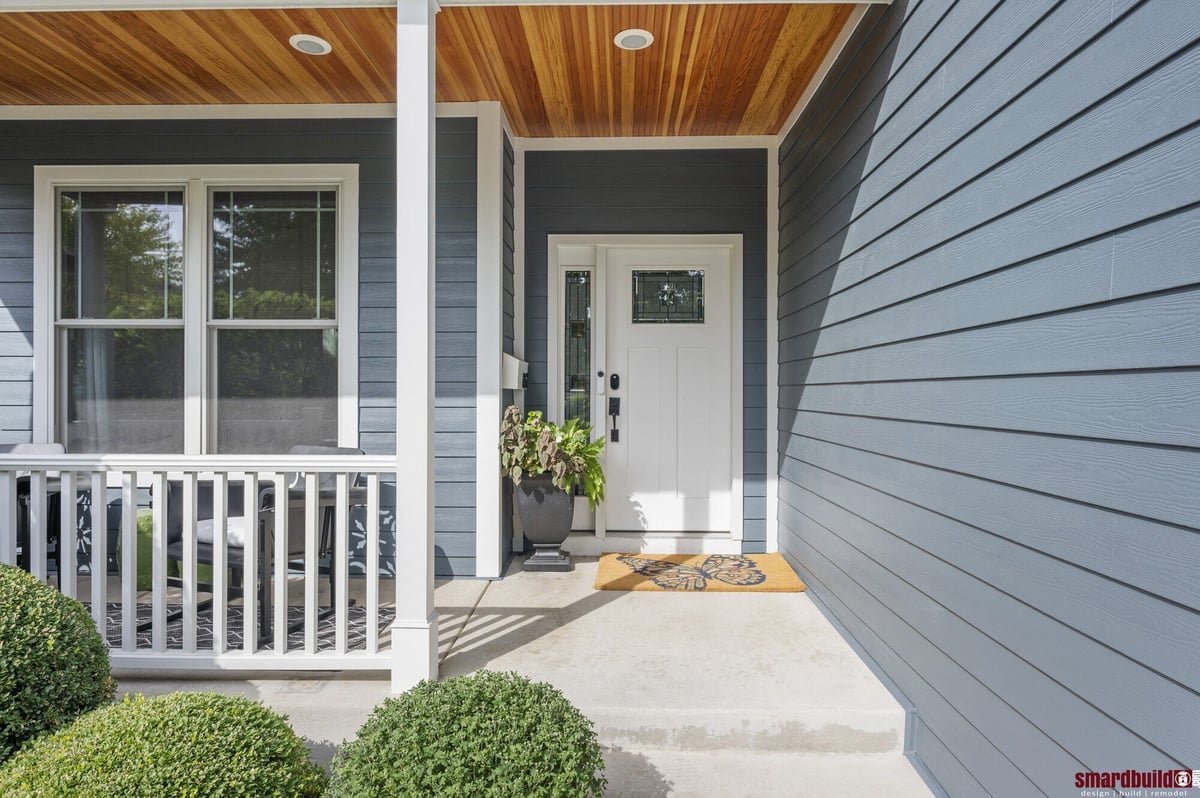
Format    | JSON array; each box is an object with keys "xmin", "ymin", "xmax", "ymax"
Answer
[{"xmin": 391, "ymin": 0, "xmax": 439, "ymax": 693}]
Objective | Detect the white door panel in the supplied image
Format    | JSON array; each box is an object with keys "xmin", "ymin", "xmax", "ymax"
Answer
[{"xmin": 604, "ymin": 245, "xmax": 732, "ymax": 533}]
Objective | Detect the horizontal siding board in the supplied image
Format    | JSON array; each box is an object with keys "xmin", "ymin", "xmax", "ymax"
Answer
[
  {"xmin": 786, "ymin": 410, "xmax": 1199, "ymax": 528},
  {"xmin": 784, "ymin": 370, "xmax": 1200, "ymax": 448},
  {"xmin": 784, "ymin": 434, "xmax": 1200, "ymax": 611},
  {"xmin": 780, "ymin": 207, "xmax": 1200, "ymax": 354},
  {"xmin": 782, "ymin": 287, "xmax": 1200, "ymax": 385},
  {"xmin": 434, "ymin": 556, "xmax": 476, "ymax": 578},
  {"xmin": 781, "ymin": 113, "xmax": 1200, "ymax": 307}
]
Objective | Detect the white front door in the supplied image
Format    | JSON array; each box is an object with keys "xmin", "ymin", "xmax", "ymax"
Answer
[{"xmin": 602, "ymin": 244, "xmax": 733, "ymax": 533}]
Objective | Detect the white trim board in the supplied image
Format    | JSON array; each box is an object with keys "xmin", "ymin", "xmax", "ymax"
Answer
[
  {"xmin": 474, "ymin": 101, "xmax": 505, "ymax": 579},
  {"xmin": 521, "ymin": 135, "xmax": 775, "ymax": 151},
  {"xmin": 32, "ymin": 163, "xmax": 359, "ymax": 452},
  {"xmin": 0, "ymin": 104, "xmax": 396, "ymax": 120},
  {"xmin": 766, "ymin": 139, "xmax": 780, "ymax": 554}
]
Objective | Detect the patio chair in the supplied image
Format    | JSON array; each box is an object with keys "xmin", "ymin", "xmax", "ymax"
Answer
[
  {"xmin": 273, "ymin": 444, "xmax": 369, "ymax": 628},
  {"xmin": 2, "ymin": 442, "xmax": 70, "ymax": 589},
  {"xmin": 153, "ymin": 445, "xmax": 366, "ymax": 642}
]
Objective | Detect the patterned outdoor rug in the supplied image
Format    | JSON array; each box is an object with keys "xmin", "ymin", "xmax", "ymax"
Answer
[
  {"xmin": 85, "ymin": 602, "xmax": 396, "ymax": 653},
  {"xmin": 595, "ymin": 553, "xmax": 806, "ymax": 592}
]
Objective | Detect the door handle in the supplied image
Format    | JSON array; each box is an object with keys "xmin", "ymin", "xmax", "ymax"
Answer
[{"xmin": 608, "ymin": 397, "xmax": 620, "ymax": 443}]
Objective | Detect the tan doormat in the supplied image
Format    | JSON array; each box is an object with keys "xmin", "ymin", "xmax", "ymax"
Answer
[{"xmin": 595, "ymin": 553, "xmax": 806, "ymax": 592}]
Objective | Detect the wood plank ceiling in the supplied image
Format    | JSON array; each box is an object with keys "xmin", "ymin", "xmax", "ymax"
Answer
[
  {"xmin": 0, "ymin": 4, "xmax": 854, "ymax": 137},
  {"xmin": 438, "ymin": 4, "xmax": 855, "ymax": 137},
  {"xmin": 0, "ymin": 8, "xmax": 397, "ymax": 105}
]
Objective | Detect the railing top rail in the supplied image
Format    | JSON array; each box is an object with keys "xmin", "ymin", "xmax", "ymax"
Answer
[{"xmin": 0, "ymin": 454, "xmax": 398, "ymax": 471}]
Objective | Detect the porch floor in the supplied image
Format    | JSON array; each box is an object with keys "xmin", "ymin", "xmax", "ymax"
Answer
[{"xmin": 116, "ymin": 555, "xmax": 933, "ymax": 797}]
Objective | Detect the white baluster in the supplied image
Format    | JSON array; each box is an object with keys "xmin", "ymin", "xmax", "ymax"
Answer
[
  {"xmin": 29, "ymin": 471, "xmax": 47, "ymax": 582},
  {"xmin": 272, "ymin": 473, "xmax": 288, "ymax": 655},
  {"xmin": 242, "ymin": 473, "xmax": 259, "ymax": 654},
  {"xmin": 59, "ymin": 472, "xmax": 77, "ymax": 599},
  {"xmin": 150, "ymin": 472, "xmax": 168, "ymax": 653},
  {"xmin": 181, "ymin": 472, "xmax": 197, "ymax": 654},
  {"xmin": 366, "ymin": 473, "xmax": 380, "ymax": 655},
  {"xmin": 89, "ymin": 471, "xmax": 106, "ymax": 640},
  {"xmin": 0, "ymin": 471, "xmax": 16, "ymax": 565},
  {"xmin": 211, "ymin": 472, "xmax": 228, "ymax": 655},
  {"xmin": 335, "ymin": 472, "xmax": 349, "ymax": 654},
  {"xmin": 120, "ymin": 472, "xmax": 137, "ymax": 652},
  {"xmin": 304, "ymin": 472, "xmax": 319, "ymax": 655}
]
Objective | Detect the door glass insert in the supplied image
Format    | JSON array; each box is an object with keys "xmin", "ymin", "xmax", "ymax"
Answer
[
  {"xmin": 564, "ymin": 271, "xmax": 591, "ymax": 423},
  {"xmin": 632, "ymin": 269, "xmax": 704, "ymax": 323}
]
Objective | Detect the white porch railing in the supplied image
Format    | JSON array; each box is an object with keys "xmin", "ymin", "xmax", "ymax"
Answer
[{"xmin": 0, "ymin": 453, "xmax": 402, "ymax": 672}]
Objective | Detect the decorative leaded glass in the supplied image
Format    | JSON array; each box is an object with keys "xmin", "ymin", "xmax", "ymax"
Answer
[
  {"xmin": 564, "ymin": 271, "xmax": 591, "ymax": 423},
  {"xmin": 632, "ymin": 269, "xmax": 704, "ymax": 323}
]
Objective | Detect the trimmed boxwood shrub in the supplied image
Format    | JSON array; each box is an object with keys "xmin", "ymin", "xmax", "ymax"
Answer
[
  {"xmin": 331, "ymin": 670, "xmax": 606, "ymax": 797},
  {"xmin": 0, "ymin": 692, "xmax": 326, "ymax": 797},
  {"xmin": 0, "ymin": 563, "xmax": 114, "ymax": 761}
]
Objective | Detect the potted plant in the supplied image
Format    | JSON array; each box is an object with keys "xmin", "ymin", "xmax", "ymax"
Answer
[{"xmin": 500, "ymin": 406, "xmax": 604, "ymax": 571}]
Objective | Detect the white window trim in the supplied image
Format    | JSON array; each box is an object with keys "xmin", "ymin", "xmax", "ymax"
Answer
[{"xmin": 33, "ymin": 164, "xmax": 360, "ymax": 454}]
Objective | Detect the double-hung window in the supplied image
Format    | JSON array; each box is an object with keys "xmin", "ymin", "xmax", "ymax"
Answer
[{"xmin": 35, "ymin": 165, "xmax": 359, "ymax": 455}]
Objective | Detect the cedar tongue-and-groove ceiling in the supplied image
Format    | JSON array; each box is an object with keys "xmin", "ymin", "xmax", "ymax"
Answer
[{"xmin": 0, "ymin": 3, "xmax": 854, "ymax": 137}]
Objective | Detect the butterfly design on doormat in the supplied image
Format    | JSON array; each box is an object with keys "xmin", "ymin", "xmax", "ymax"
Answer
[{"xmin": 616, "ymin": 554, "xmax": 767, "ymax": 591}]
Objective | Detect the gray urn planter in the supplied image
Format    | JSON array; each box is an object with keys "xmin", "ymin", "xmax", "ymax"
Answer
[{"xmin": 515, "ymin": 474, "xmax": 574, "ymax": 571}]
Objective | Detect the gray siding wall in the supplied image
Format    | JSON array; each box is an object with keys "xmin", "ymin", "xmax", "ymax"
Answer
[
  {"xmin": 435, "ymin": 117, "xmax": 478, "ymax": 577},
  {"xmin": 525, "ymin": 149, "xmax": 768, "ymax": 550},
  {"xmin": 0, "ymin": 117, "xmax": 480, "ymax": 578},
  {"xmin": 777, "ymin": 1, "xmax": 1200, "ymax": 794}
]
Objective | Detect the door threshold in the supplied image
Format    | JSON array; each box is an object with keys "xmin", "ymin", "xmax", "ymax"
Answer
[{"xmin": 563, "ymin": 531, "xmax": 742, "ymax": 556}]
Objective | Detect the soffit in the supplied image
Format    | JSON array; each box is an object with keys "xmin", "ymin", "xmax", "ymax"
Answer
[
  {"xmin": 438, "ymin": 3, "xmax": 855, "ymax": 137},
  {"xmin": 0, "ymin": 4, "xmax": 854, "ymax": 137},
  {"xmin": 0, "ymin": 8, "xmax": 397, "ymax": 105}
]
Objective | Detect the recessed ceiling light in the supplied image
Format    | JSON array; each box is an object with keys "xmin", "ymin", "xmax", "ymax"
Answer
[
  {"xmin": 613, "ymin": 28, "xmax": 654, "ymax": 51},
  {"xmin": 289, "ymin": 34, "xmax": 333, "ymax": 57}
]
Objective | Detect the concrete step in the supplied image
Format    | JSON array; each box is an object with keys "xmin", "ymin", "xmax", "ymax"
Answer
[
  {"xmin": 602, "ymin": 749, "xmax": 933, "ymax": 798},
  {"xmin": 438, "ymin": 557, "xmax": 910, "ymax": 756}
]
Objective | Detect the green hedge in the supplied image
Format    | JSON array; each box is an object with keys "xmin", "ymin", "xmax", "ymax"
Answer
[
  {"xmin": 331, "ymin": 670, "xmax": 606, "ymax": 797},
  {"xmin": 0, "ymin": 564, "xmax": 113, "ymax": 761},
  {"xmin": 0, "ymin": 692, "xmax": 326, "ymax": 797}
]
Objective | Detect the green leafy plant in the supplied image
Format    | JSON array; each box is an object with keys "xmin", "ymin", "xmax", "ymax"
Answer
[
  {"xmin": 330, "ymin": 670, "xmax": 606, "ymax": 798},
  {"xmin": 500, "ymin": 406, "xmax": 606, "ymax": 509},
  {"xmin": 0, "ymin": 563, "xmax": 114, "ymax": 762},
  {"xmin": 0, "ymin": 692, "xmax": 326, "ymax": 797}
]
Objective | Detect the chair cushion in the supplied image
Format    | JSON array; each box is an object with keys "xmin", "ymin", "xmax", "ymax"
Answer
[{"xmin": 195, "ymin": 516, "xmax": 250, "ymax": 548}]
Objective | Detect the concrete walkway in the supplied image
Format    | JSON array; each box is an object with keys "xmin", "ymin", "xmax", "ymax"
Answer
[{"xmin": 119, "ymin": 555, "xmax": 934, "ymax": 797}]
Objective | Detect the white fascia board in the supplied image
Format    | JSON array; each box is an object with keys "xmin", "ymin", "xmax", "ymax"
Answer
[
  {"xmin": 519, "ymin": 135, "xmax": 776, "ymax": 151},
  {"xmin": 777, "ymin": 3, "xmax": 870, "ymax": 143},
  {"xmin": 0, "ymin": 104, "xmax": 396, "ymax": 120}
]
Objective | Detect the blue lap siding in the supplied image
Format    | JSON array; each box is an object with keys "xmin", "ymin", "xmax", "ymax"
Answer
[{"xmin": 777, "ymin": 0, "xmax": 1200, "ymax": 793}]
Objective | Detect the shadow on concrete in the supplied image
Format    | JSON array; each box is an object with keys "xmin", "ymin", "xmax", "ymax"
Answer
[
  {"xmin": 439, "ymin": 558, "xmax": 627, "ymax": 676},
  {"xmin": 603, "ymin": 745, "xmax": 674, "ymax": 798}
]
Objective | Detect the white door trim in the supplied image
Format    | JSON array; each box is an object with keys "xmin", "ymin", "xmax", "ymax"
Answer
[{"xmin": 546, "ymin": 233, "xmax": 744, "ymax": 542}]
